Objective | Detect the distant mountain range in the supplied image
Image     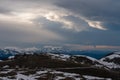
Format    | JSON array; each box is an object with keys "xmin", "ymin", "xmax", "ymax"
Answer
[
  {"xmin": 0, "ymin": 48, "xmax": 120, "ymax": 80},
  {"xmin": 0, "ymin": 47, "xmax": 120, "ymax": 69},
  {"xmin": 0, "ymin": 47, "xmax": 120, "ymax": 70},
  {"xmin": 0, "ymin": 47, "xmax": 112, "ymax": 60}
]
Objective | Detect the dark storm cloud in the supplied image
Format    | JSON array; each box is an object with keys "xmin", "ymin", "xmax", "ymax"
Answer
[
  {"xmin": 56, "ymin": 0, "xmax": 120, "ymax": 30},
  {"xmin": 0, "ymin": 0, "xmax": 120, "ymax": 49},
  {"xmin": 0, "ymin": 7, "xmax": 10, "ymax": 14}
]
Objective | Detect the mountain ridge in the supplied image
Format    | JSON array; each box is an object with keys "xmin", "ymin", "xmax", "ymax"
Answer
[
  {"xmin": 0, "ymin": 49, "xmax": 120, "ymax": 80},
  {"xmin": 0, "ymin": 47, "xmax": 112, "ymax": 60}
]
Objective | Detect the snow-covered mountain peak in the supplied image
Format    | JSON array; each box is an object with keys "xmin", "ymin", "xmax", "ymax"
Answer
[
  {"xmin": 45, "ymin": 53, "xmax": 70, "ymax": 61},
  {"xmin": 100, "ymin": 51, "xmax": 120, "ymax": 69},
  {"xmin": 101, "ymin": 51, "xmax": 120, "ymax": 60}
]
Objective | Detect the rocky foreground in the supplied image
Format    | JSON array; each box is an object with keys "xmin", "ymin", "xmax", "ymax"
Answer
[
  {"xmin": 0, "ymin": 49, "xmax": 120, "ymax": 80},
  {"xmin": 0, "ymin": 50, "xmax": 120, "ymax": 80}
]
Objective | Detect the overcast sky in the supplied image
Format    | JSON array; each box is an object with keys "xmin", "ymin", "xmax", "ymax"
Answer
[{"xmin": 0, "ymin": 0, "xmax": 120, "ymax": 50}]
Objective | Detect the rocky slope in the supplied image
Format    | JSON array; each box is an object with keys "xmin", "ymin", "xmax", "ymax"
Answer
[
  {"xmin": 100, "ymin": 51, "xmax": 120, "ymax": 70},
  {"xmin": 0, "ymin": 67, "xmax": 112, "ymax": 80},
  {"xmin": 0, "ymin": 48, "xmax": 120, "ymax": 80},
  {"xmin": 0, "ymin": 52, "xmax": 120, "ymax": 79}
]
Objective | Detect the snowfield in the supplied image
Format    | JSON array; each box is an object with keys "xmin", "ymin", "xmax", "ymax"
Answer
[
  {"xmin": 0, "ymin": 68, "xmax": 112, "ymax": 80},
  {"xmin": 100, "ymin": 51, "xmax": 120, "ymax": 69}
]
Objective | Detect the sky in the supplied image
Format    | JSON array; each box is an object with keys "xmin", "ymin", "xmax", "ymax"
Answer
[{"xmin": 0, "ymin": 0, "xmax": 120, "ymax": 50}]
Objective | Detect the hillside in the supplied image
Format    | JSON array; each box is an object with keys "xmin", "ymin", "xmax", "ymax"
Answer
[
  {"xmin": 0, "ymin": 48, "xmax": 120, "ymax": 80},
  {"xmin": 0, "ymin": 52, "xmax": 120, "ymax": 80},
  {"xmin": 100, "ymin": 51, "xmax": 120, "ymax": 71}
]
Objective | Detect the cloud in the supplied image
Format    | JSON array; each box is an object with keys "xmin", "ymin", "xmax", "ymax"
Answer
[
  {"xmin": 56, "ymin": 0, "xmax": 120, "ymax": 30},
  {"xmin": 0, "ymin": 0, "xmax": 120, "ymax": 49},
  {"xmin": 86, "ymin": 20, "xmax": 107, "ymax": 30},
  {"xmin": 0, "ymin": 0, "xmax": 90, "ymax": 32},
  {"xmin": 0, "ymin": 19, "xmax": 63, "ymax": 46},
  {"xmin": 64, "ymin": 44, "xmax": 120, "ymax": 50},
  {"xmin": 1, "ymin": 0, "xmax": 120, "ymax": 31}
]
